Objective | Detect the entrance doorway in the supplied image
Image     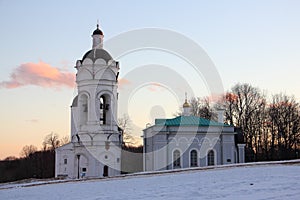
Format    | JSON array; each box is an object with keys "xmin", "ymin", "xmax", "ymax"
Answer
[{"xmin": 103, "ymin": 165, "xmax": 108, "ymax": 177}]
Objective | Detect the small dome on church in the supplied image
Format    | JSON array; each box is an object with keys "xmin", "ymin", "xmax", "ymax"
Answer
[
  {"xmin": 93, "ymin": 24, "xmax": 103, "ymax": 35},
  {"xmin": 82, "ymin": 49, "xmax": 112, "ymax": 63},
  {"xmin": 93, "ymin": 28, "xmax": 103, "ymax": 35},
  {"xmin": 183, "ymin": 100, "xmax": 190, "ymax": 108}
]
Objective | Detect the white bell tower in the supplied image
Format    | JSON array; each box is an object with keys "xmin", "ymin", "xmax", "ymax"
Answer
[
  {"xmin": 56, "ymin": 23, "xmax": 122, "ymax": 178},
  {"xmin": 73, "ymin": 23, "xmax": 119, "ymax": 134}
]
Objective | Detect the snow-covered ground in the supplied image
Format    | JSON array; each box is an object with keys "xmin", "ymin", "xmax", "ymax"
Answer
[{"xmin": 1, "ymin": 163, "xmax": 300, "ymax": 200}]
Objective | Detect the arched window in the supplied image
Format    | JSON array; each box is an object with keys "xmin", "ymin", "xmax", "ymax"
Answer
[
  {"xmin": 207, "ymin": 150, "xmax": 215, "ymax": 166},
  {"xmin": 80, "ymin": 94, "xmax": 88, "ymax": 125},
  {"xmin": 190, "ymin": 150, "xmax": 198, "ymax": 167},
  {"xmin": 100, "ymin": 96, "xmax": 106, "ymax": 124},
  {"xmin": 173, "ymin": 150, "xmax": 181, "ymax": 168}
]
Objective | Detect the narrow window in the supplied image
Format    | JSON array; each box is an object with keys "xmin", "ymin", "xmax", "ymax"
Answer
[
  {"xmin": 103, "ymin": 165, "xmax": 108, "ymax": 177},
  {"xmin": 80, "ymin": 94, "xmax": 88, "ymax": 125},
  {"xmin": 190, "ymin": 150, "xmax": 198, "ymax": 167},
  {"xmin": 173, "ymin": 150, "xmax": 181, "ymax": 168},
  {"xmin": 100, "ymin": 96, "xmax": 106, "ymax": 124},
  {"xmin": 64, "ymin": 158, "xmax": 67, "ymax": 165},
  {"xmin": 207, "ymin": 150, "xmax": 215, "ymax": 166}
]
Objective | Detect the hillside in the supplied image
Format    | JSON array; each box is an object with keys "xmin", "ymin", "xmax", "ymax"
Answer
[{"xmin": 1, "ymin": 161, "xmax": 300, "ymax": 200}]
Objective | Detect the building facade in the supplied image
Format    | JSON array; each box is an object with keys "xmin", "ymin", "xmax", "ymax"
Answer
[
  {"xmin": 55, "ymin": 24, "xmax": 122, "ymax": 178},
  {"xmin": 143, "ymin": 100, "xmax": 245, "ymax": 171}
]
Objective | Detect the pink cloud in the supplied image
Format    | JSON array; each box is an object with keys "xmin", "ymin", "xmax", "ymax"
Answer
[
  {"xmin": 147, "ymin": 82, "xmax": 164, "ymax": 92},
  {"xmin": 206, "ymin": 93, "xmax": 224, "ymax": 103},
  {"xmin": 0, "ymin": 61, "xmax": 75, "ymax": 89},
  {"xmin": 118, "ymin": 78, "xmax": 131, "ymax": 89}
]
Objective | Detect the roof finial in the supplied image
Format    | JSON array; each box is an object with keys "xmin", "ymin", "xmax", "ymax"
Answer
[
  {"xmin": 183, "ymin": 92, "xmax": 190, "ymax": 108},
  {"xmin": 183, "ymin": 92, "xmax": 191, "ymax": 115},
  {"xmin": 185, "ymin": 92, "xmax": 188, "ymax": 102},
  {"xmin": 92, "ymin": 20, "xmax": 103, "ymax": 36}
]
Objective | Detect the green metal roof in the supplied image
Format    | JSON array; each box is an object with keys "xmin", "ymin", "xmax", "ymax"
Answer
[{"xmin": 155, "ymin": 116, "xmax": 231, "ymax": 127}]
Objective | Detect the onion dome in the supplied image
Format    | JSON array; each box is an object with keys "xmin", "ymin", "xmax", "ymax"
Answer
[
  {"xmin": 93, "ymin": 24, "xmax": 103, "ymax": 35},
  {"xmin": 183, "ymin": 99, "xmax": 190, "ymax": 108}
]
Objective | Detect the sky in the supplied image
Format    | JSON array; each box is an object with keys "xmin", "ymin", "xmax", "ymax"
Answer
[{"xmin": 0, "ymin": 0, "xmax": 300, "ymax": 159}]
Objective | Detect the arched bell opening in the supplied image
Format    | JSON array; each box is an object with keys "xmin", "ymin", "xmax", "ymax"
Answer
[{"xmin": 99, "ymin": 94, "xmax": 112, "ymax": 125}]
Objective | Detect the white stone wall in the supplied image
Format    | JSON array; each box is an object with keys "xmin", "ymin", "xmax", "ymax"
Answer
[{"xmin": 143, "ymin": 125, "xmax": 239, "ymax": 172}]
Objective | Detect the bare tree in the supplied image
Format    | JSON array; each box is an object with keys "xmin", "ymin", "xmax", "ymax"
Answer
[
  {"xmin": 60, "ymin": 135, "xmax": 70, "ymax": 146},
  {"xmin": 118, "ymin": 114, "xmax": 137, "ymax": 146},
  {"xmin": 189, "ymin": 97, "xmax": 201, "ymax": 116},
  {"xmin": 222, "ymin": 92, "xmax": 238, "ymax": 125},
  {"xmin": 43, "ymin": 132, "xmax": 60, "ymax": 151},
  {"xmin": 20, "ymin": 145, "xmax": 37, "ymax": 158},
  {"xmin": 268, "ymin": 93, "xmax": 300, "ymax": 159},
  {"xmin": 221, "ymin": 83, "xmax": 266, "ymax": 161},
  {"xmin": 187, "ymin": 97, "xmax": 217, "ymax": 120}
]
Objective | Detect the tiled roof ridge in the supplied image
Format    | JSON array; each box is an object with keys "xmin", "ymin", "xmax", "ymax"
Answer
[{"xmin": 155, "ymin": 115, "xmax": 231, "ymax": 127}]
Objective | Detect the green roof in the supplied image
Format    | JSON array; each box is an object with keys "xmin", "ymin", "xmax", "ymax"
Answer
[{"xmin": 155, "ymin": 116, "xmax": 230, "ymax": 127}]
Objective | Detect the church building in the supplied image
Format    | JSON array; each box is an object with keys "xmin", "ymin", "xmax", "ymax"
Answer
[
  {"xmin": 55, "ymin": 24, "xmax": 122, "ymax": 178},
  {"xmin": 55, "ymin": 24, "xmax": 245, "ymax": 178},
  {"xmin": 143, "ymin": 99, "xmax": 246, "ymax": 171}
]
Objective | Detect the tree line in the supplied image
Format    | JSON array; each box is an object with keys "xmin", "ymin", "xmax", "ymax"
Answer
[
  {"xmin": 0, "ymin": 133, "xmax": 68, "ymax": 183},
  {"xmin": 189, "ymin": 83, "xmax": 300, "ymax": 162}
]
